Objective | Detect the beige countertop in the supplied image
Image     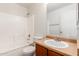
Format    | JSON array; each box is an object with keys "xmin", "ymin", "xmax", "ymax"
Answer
[
  {"xmin": 34, "ymin": 38, "xmax": 77, "ymax": 56},
  {"xmin": 77, "ymin": 40, "xmax": 79, "ymax": 49},
  {"xmin": 77, "ymin": 40, "xmax": 79, "ymax": 56}
]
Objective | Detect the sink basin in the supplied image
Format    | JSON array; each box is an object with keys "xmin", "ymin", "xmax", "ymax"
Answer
[{"xmin": 44, "ymin": 40, "xmax": 69, "ymax": 48}]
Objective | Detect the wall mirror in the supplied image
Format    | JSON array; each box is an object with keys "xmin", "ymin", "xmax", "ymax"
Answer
[{"xmin": 47, "ymin": 3, "xmax": 78, "ymax": 39}]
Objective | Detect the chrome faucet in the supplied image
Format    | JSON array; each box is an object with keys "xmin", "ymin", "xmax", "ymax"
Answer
[{"xmin": 55, "ymin": 35, "xmax": 61, "ymax": 42}]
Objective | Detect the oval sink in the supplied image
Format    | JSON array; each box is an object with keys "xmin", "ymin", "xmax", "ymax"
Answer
[{"xmin": 44, "ymin": 40, "xmax": 69, "ymax": 48}]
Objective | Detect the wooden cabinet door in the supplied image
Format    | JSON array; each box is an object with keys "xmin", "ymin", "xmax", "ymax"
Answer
[
  {"xmin": 77, "ymin": 49, "xmax": 79, "ymax": 56},
  {"xmin": 47, "ymin": 50, "xmax": 63, "ymax": 56},
  {"xmin": 36, "ymin": 44, "xmax": 47, "ymax": 56}
]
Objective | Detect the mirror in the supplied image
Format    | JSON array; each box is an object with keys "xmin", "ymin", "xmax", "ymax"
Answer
[{"xmin": 47, "ymin": 3, "xmax": 78, "ymax": 39}]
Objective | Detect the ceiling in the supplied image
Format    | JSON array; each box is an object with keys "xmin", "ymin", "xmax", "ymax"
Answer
[
  {"xmin": 18, "ymin": 3, "xmax": 72, "ymax": 13},
  {"xmin": 47, "ymin": 3, "xmax": 72, "ymax": 13},
  {"xmin": 17, "ymin": 3, "xmax": 42, "ymax": 9},
  {"xmin": 17, "ymin": 3, "xmax": 34, "ymax": 8}
]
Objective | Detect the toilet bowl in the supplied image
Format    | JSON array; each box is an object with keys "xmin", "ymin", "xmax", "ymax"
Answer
[
  {"xmin": 22, "ymin": 34, "xmax": 43, "ymax": 56},
  {"xmin": 22, "ymin": 46, "xmax": 35, "ymax": 56},
  {"xmin": 31, "ymin": 34, "xmax": 43, "ymax": 40}
]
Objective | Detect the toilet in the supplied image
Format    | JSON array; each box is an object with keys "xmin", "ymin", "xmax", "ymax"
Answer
[
  {"xmin": 22, "ymin": 34, "xmax": 43, "ymax": 56},
  {"xmin": 31, "ymin": 34, "xmax": 43, "ymax": 41},
  {"xmin": 22, "ymin": 46, "xmax": 35, "ymax": 56}
]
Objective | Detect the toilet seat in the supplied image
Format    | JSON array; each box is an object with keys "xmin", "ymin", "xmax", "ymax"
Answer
[{"xmin": 23, "ymin": 46, "xmax": 35, "ymax": 53}]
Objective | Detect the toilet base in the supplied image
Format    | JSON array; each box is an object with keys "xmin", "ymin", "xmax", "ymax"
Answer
[
  {"xmin": 22, "ymin": 52, "xmax": 34, "ymax": 56},
  {"xmin": 22, "ymin": 46, "xmax": 35, "ymax": 56}
]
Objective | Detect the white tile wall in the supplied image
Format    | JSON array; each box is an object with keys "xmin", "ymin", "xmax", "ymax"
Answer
[{"xmin": 0, "ymin": 4, "xmax": 29, "ymax": 54}]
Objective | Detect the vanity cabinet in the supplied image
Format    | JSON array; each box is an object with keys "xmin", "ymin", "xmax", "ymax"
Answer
[
  {"xmin": 36, "ymin": 44, "xmax": 47, "ymax": 56},
  {"xmin": 47, "ymin": 50, "xmax": 63, "ymax": 56},
  {"xmin": 36, "ymin": 44, "xmax": 64, "ymax": 56},
  {"xmin": 77, "ymin": 49, "xmax": 79, "ymax": 56}
]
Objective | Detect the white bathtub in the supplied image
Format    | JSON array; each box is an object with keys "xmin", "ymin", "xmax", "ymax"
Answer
[
  {"xmin": 0, "ymin": 39, "xmax": 34, "ymax": 56},
  {"xmin": 0, "ymin": 46, "xmax": 26, "ymax": 56}
]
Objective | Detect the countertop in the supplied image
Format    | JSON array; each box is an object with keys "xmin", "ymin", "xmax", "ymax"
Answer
[
  {"xmin": 34, "ymin": 38, "xmax": 77, "ymax": 56},
  {"xmin": 77, "ymin": 40, "xmax": 79, "ymax": 49},
  {"xmin": 77, "ymin": 40, "xmax": 79, "ymax": 55}
]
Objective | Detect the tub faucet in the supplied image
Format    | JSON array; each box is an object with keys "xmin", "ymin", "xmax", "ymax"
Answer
[{"xmin": 27, "ymin": 34, "xmax": 31, "ymax": 40}]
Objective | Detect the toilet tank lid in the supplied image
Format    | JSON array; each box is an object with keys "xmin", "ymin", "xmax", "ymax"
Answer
[{"xmin": 23, "ymin": 46, "xmax": 35, "ymax": 52}]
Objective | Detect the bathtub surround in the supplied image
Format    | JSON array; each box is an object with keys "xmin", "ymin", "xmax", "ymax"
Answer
[{"xmin": 0, "ymin": 3, "xmax": 31, "ymax": 54}]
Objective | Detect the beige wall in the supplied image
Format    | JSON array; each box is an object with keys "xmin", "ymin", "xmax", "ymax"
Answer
[{"xmin": 28, "ymin": 3, "xmax": 47, "ymax": 36}]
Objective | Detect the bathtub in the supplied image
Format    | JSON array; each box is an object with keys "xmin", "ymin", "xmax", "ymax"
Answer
[
  {"xmin": 0, "ymin": 38, "xmax": 34, "ymax": 56},
  {"xmin": 0, "ymin": 45, "xmax": 26, "ymax": 56}
]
